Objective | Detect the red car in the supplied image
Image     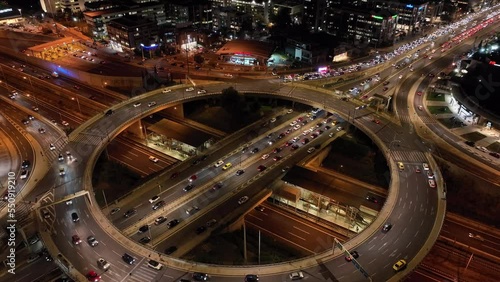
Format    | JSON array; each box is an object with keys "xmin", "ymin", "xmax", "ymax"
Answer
[
  {"xmin": 372, "ymin": 119, "xmax": 380, "ymax": 124},
  {"xmin": 257, "ymin": 165, "xmax": 266, "ymax": 172},
  {"xmin": 416, "ymin": 91, "xmax": 422, "ymax": 96},
  {"xmin": 86, "ymin": 270, "xmax": 101, "ymax": 281}
]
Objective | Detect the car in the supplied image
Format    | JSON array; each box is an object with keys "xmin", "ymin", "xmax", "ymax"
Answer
[
  {"xmin": 162, "ymin": 88, "xmax": 172, "ymax": 93},
  {"xmin": 86, "ymin": 270, "xmax": 101, "ymax": 282},
  {"xmin": 418, "ymin": 105, "xmax": 423, "ymax": 111},
  {"xmin": 97, "ymin": 258, "xmax": 110, "ymax": 270},
  {"xmin": 289, "ymin": 120, "xmax": 298, "ymax": 126},
  {"xmin": 206, "ymin": 219, "xmax": 217, "ymax": 227},
  {"xmin": 148, "ymin": 101, "xmax": 157, "ymax": 107},
  {"xmin": 224, "ymin": 73, "xmax": 233, "ymax": 78},
  {"xmin": 105, "ymin": 109, "xmax": 113, "ymax": 116},
  {"xmin": 87, "ymin": 236, "xmax": 98, "ymax": 247},
  {"xmin": 165, "ymin": 246, "xmax": 177, "ymax": 254},
  {"xmin": 415, "ymin": 167, "xmax": 421, "ymax": 173},
  {"xmin": 186, "ymin": 87, "xmax": 194, "ymax": 92},
  {"xmin": 49, "ymin": 143, "xmax": 56, "ymax": 150},
  {"xmin": 32, "ymin": 106, "xmax": 39, "ymax": 111},
  {"xmin": 286, "ymin": 109, "xmax": 293, "ymax": 114},
  {"xmin": 155, "ymin": 216, "xmax": 167, "ymax": 225},
  {"xmin": 188, "ymin": 175, "xmax": 197, "ymax": 182},
  {"xmin": 139, "ymin": 236, "xmax": 151, "ymax": 244},
  {"xmin": 170, "ymin": 172, "xmax": 179, "ymax": 179},
  {"xmin": 251, "ymin": 148, "xmax": 259, "ymax": 154},
  {"xmin": 149, "ymin": 156, "xmax": 159, "ymax": 163},
  {"xmin": 289, "ymin": 271, "xmax": 304, "ymax": 280},
  {"xmin": 133, "ymin": 102, "xmax": 141, "ymax": 107},
  {"xmin": 382, "ymin": 87, "xmax": 389, "ymax": 91},
  {"xmin": 122, "ymin": 253, "xmax": 135, "ymax": 265},
  {"xmin": 307, "ymin": 147, "xmax": 316, "ymax": 154},
  {"xmin": 273, "ymin": 156, "xmax": 282, "ymax": 161},
  {"xmin": 278, "ymin": 133, "xmax": 285, "ymax": 139},
  {"xmin": 61, "ymin": 120, "xmax": 69, "ymax": 126},
  {"xmin": 109, "ymin": 207, "xmax": 120, "ymax": 215},
  {"xmin": 255, "ymin": 206, "xmax": 265, "ymax": 212},
  {"xmin": 152, "ymin": 200, "xmax": 166, "ymax": 210},
  {"xmin": 427, "ymin": 171, "xmax": 434, "ymax": 179},
  {"xmin": 186, "ymin": 206, "xmax": 200, "ymax": 215},
  {"xmin": 397, "ymin": 162, "xmax": 404, "ymax": 171},
  {"xmin": 59, "ymin": 167, "xmax": 66, "ymax": 176},
  {"xmin": 428, "ymin": 179, "xmax": 436, "ymax": 188},
  {"xmin": 490, "ymin": 152, "xmax": 500, "ymax": 158},
  {"xmin": 71, "ymin": 212, "xmax": 79, "ymax": 222},
  {"xmin": 382, "ymin": 223, "xmax": 392, "ymax": 233},
  {"xmin": 65, "ymin": 200, "xmax": 73, "ymax": 205},
  {"xmin": 236, "ymin": 169, "xmax": 245, "ymax": 176},
  {"xmin": 21, "ymin": 159, "xmax": 30, "ymax": 168},
  {"xmin": 124, "ymin": 208, "xmax": 137, "ymax": 218},
  {"xmin": 270, "ymin": 117, "xmax": 276, "ymax": 123},
  {"xmin": 257, "ymin": 165, "xmax": 267, "ymax": 172},
  {"xmin": 222, "ymin": 163, "xmax": 232, "ymax": 170},
  {"xmin": 212, "ymin": 182, "xmax": 223, "ymax": 191},
  {"xmin": 195, "ymin": 226, "xmax": 207, "ymax": 234},
  {"xmin": 476, "ymin": 146, "xmax": 489, "ymax": 153},
  {"xmin": 291, "ymin": 144, "xmax": 299, "ymax": 151},
  {"xmin": 193, "ymin": 272, "xmax": 209, "ymax": 281},
  {"xmin": 72, "ymin": 235, "xmax": 82, "ymax": 244},
  {"xmin": 42, "ymin": 210, "xmax": 50, "ymax": 219},
  {"xmin": 167, "ymin": 219, "xmax": 180, "ymax": 229},
  {"xmin": 238, "ymin": 196, "xmax": 249, "ymax": 205},
  {"xmin": 245, "ymin": 274, "xmax": 259, "ymax": 282},
  {"xmin": 422, "ymin": 163, "xmax": 429, "ymax": 170},
  {"xmin": 197, "ymin": 89, "xmax": 207, "ymax": 94},
  {"xmin": 273, "ymin": 147, "xmax": 282, "ymax": 154},
  {"xmin": 214, "ymin": 160, "xmax": 224, "ymax": 167},
  {"xmin": 147, "ymin": 259, "xmax": 163, "ymax": 270},
  {"xmin": 20, "ymin": 170, "xmax": 29, "ymax": 179},
  {"xmin": 28, "ymin": 115, "xmax": 35, "ymax": 120},
  {"xmin": 329, "ymin": 132, "xmax": 334, "ymax": 137},
  {"xmin": 261, "ymin": 154, "xmax": 270, "ymax": 160},
  {"xmin": 184, "ymin": 183, "xmax": 194, "ymax": 192},
  {"xmin": 345, "ymin": 250, "xmax": 359, "ymax": 262},
  {"xmin": 372, "ymin": 119, "xmax": 381, "ymax": 124},
  {"xmin": 58, "ymin": 154, "xmax": 64, "ymax": 161},
  {"xmin": 393, "ymin": 259, "xmax": 407, "ymax": 272},
  {"xmin": 366, "ymin": 195, "xmax": 378, "ymax": 203},
  {"xmin": 383, "ymin": 81, "xmax": 390, "ymax": 86},
  {"xmin": 38, "ymin": 128, "xmax": 46, "ymax": 134},
  {"xmin": 149, "ymin": 195, "xmax": 160, "ymax": 203},
  {"xmin": 138, "ymin": 225, "xmax": 149, "ymax": 234}
]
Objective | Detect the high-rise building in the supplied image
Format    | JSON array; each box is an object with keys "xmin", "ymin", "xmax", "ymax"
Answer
[{"xmin": 107, "ymin": 15, "xmax": 158, "ymax": 52}]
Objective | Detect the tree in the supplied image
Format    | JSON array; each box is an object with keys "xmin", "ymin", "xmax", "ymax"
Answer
[{"xmin": 220, "ymin": 87, "xmax": 244, "ymax": 129}]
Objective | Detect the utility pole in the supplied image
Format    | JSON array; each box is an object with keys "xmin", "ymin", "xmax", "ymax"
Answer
[{"xmin": 243, "ymin": 222, "xmax": 247, "ymax": 263}]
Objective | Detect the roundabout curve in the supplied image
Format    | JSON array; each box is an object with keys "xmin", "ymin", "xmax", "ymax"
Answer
[{"xmin": 34, "ymin": 81, "xmax": 445, "ymax": 281}]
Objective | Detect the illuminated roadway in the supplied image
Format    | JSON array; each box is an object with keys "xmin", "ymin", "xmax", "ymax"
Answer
[
  {"xmin": 28, "ymin": 78, "xmax": 441, "ymax": 282},
  {"xmin": 14, "ymin": 8, "xmax": 500, "ymax": 282}
]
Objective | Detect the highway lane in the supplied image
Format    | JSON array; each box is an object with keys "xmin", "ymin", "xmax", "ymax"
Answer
[
  {"xmin": 245, "ymin": 204, "xmax": 344, "ymax": 254},
  {"xmin": 106, "ymin": 137, "xmax": 179, "ymax": 177},
  {"xmin": 108, "ymin": 109, "xmax": 304, "ymax": 229}
]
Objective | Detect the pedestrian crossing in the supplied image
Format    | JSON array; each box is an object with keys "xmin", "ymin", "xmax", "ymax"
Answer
[
  {"xmin": 390, "ymin": 150, "xmax": 428, "ymax": 162},
  {"xmin": 126, "ymin": 263, "xmax": 159, "ymax": 282},
  {"xmin": 102, "ymin": 261, "xmax": 160, "ymax": 282}
]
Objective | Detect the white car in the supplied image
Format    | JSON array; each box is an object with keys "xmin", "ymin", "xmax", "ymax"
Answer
[
  {"xmin": 148, "ymin": 101, "xmax": 157, "ymax": 107},
  {"xmin": 185, "ymin": 87, "xmax": 194, "ymax": 92},
  {"xmin": 162, "ymin": 89, "xmax": 172, "ymax": 93},
  {"xmin": 289, "ymin": 121, "xmax": 298, "ymax": 126},
  {"xmin": 261, "ymin": 154, "xmax": 270, "ymax": 160},
  {"xmin": 238, "ymin": 196, "xmax": 249, "ymax": 205},
  {"xmin": 307, "ymin": 147, "xmax": 316, "ymax": 154},
  {"xmin": 290, "ymin": 271, "xmax": 304, "ymax": 280},
  {"xmin": 270, "ymin": 117, "xmax": 276, "ymax": 123},
  {"xmin": 49, "ymin": 144, "xmax": 56, "ymax": 151},
  {"xmin": 293, "ymin": 124, "xmax": 301, "ymax": 130},
  {"xmin": 97, "ymin": 258, "xmax": 110, "ymax": 270},
  {"xmin": 20, "ymin": 170, "xmax": 29, "ymax": 179},
  {"xmin": 197, "ymin": 89, "xmax": 207, "ymax": 94},
  {"xmin": 61, "ymin": 120, "xmax": 69, "ymax": 126},
  {"xmin": 149, "ymin": 156, "xmax": 159, "ymax": 163},
  {"xmin": 149, "ymin": 195, "xmax": 160, "ymax": 203},
  {"xmin": 59, "ymin": 167, "xmax": 65, "ymax": 176},
  {"xmin": 422, "ymin": 163, "xmax": 429, "ymax": 170},
  {"xmin": 214, "ymin": 160, "xmax": 224, "ymax": 167},
  {"xmin": 133, "ymin": 102, "xmax": 141, "ymax": 107},
  {"xmin": 147, "ymin": 259, "xmax": 163, "ymax": 270}
]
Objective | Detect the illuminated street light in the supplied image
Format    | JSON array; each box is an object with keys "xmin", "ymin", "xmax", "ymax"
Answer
[{"xmin": 71, "ymin": 97, "xmax": 82, "ymax": 114}]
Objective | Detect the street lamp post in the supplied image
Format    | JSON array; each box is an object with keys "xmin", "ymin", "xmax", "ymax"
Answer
[{"xmin": 71, "ymin": 97, "xmax": 82, "ymax": 114}]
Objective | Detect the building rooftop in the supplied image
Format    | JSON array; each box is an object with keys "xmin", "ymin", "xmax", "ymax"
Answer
[
  {"xmin": 108, "ymin": 15, "xmax": 156, "ymax": 28},
  {"xmin": 216, "ymin": 40, "xmax": 275, "ymax": 59}
]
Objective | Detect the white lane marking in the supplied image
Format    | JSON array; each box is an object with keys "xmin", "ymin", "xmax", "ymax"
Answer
[
  {"xmin": 287, "ymin": 232, "xmax": 306, "ymax": 241},
  {"xmin": 292, "ymin": 226, "xmax": 310, "ymax": 234}
]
